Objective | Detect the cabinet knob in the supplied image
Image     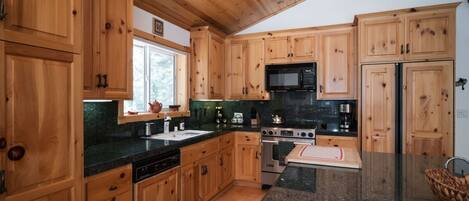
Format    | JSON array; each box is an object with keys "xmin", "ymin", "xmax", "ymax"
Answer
[
  {"xmin": 406, "ymin": 43, "xmax": 410, "ymax": 54},
  {"xmin": 0, "ymin": 0, "xmax": 7, "ymax": 21},
  {"xmin": 105, "ymin": 22, "xmax": 112, "ymax": 30},
  {"xmin": 7, "ymin": 145, "xmax": 25, "ymax": 161},
  {"xmin": 0, "ymin": 138, "xmax": 6, "ymax": 149}
]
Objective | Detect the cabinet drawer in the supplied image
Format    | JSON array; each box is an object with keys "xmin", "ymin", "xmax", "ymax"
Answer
[
  {"xmin": 86, "ymin": 165, "xmax": 132, "ymax": 201},
  {"xmin": 236, "ymin": 132, "xmax": 260, "ymax": 145},
  {"xmin": 181, "ymin": 138, "xmax": 220, "ymax": 165},
  {"xmin": 220, "ymin": 133, "xmax": 235, "ymax": 149},
  {"xmin": 316, "ymin": 136, "xmax": 358, "ymax": 148}
]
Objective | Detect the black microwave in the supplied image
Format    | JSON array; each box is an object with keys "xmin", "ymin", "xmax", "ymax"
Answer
[{"xmin": 265, "ymin": 63, "xmax": 316, "ymax": 91}]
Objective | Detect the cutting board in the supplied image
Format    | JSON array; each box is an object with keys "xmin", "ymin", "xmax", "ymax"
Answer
[{"xmin": 286, "ymin": 145, "xmax": 362, "ymax": 169}]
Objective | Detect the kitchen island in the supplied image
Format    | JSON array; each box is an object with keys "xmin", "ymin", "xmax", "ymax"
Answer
[{"xmin": 262, "ymin": 152, "xmax": 453, "ymax": 201}]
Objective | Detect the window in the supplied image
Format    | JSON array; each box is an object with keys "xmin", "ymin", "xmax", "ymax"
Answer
[{"xmin": 124, "ymin": 38, "xmax": 177, "ymax": 113}]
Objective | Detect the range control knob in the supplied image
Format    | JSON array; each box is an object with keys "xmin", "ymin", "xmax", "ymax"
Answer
[
  {"xmin": 268, "ymin": 131, "xmax": 273, "ymax": 135},
  {"xmin": 308, "ymin": 133, "xmax": 314, "ymax": 138},
  {"xmin": 300, "ymin": 132, "xmax": 306, "ymax": 137},
  {"xmin": 262, "ymin": 130, "xmax": 267, "ymax": 135}
]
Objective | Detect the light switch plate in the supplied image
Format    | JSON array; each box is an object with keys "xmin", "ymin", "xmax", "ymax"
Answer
[{"xmin": 456, "ymin": 109, "xmax": 469, "ymax": 119}]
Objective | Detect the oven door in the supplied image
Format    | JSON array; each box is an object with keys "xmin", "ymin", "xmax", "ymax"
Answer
[
  {"xmin": 265, "ymin": 67, "xmax": 303, "ymax": 91},
  {"xmin": 261, "ymin": 136, "xmax": 314, "ymax": 173}
]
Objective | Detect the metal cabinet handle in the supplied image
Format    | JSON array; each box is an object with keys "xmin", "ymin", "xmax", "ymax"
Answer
[
  {"xmin": 255, "ymin": 151, "xmax": 259, "ymax": 159},
  {"xmin": 0, "ymin": 0, "xmax": 7, "ymax": 21},
  {"xmin": 96, "ymin": 74, "xmax": 103, "ymax": 88},
  {"xmin": 7, "ymin": 145, "xmax": 25, "ymax": 161},
  {"xmin": 220, "ymin": 157, "xmax": 223, "ymax": 166},
  {"xmin": 400, "ymin": 45, "xmax": 404, "ymax": 54},
  {"xmin": 201, "ymin": 165, "xmax": 208, "ymax": 175},
  {"xmin": 406, "ymin": 43, "xmax": 410, "ymax": 54},
  {"xmin": 102, "ymin": 74, "xmax": 109, "ymax": 88},
  {"xmin": 319, "ymin": 85, "xmax": 323, "ymax": 93},
  {"xmin": 108, "ymin": 185, "xmax": 118, "ymax": 191}
]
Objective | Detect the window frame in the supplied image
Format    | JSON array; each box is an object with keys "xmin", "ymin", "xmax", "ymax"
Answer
[{"xmin": 118, "ymin": 29, "xmax": 190, "ymax": 124}]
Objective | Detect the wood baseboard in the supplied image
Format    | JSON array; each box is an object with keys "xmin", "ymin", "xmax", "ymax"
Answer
[{"xmin": 233, "ymin": 180, "xmax": 261, "ymax": 189}]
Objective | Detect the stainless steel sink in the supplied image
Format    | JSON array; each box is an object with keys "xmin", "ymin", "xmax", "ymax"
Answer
[{"xmin": 143, "ymin": 130, "xmax": 212, "ymax": 141}]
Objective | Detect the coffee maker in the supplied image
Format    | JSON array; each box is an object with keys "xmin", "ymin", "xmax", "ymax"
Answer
[
  {"xmin": 215, "ymin": 106, "xmax": 227, "ymax": 124},
  {"xmin": 339, "ymin": 104, "xmax": 353, "ymax": 130}
]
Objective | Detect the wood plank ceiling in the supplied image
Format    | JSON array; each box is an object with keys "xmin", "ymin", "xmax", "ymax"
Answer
[{"xmin": 134, "ymin": 0, "xmax": 305, "ymax": 34}]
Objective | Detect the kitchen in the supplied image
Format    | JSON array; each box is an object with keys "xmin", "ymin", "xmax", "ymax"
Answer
[{"xmin": 0, "ymin": 0, "xmax": 468, "ymax": 201}]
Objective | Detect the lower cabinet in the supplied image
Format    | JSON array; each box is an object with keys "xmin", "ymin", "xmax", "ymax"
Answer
[
  {"xmin": 198, "ymin": 153, "xmax": 220, "ymax": 201},
  {"xmin": 181, "ymin": 164, "xmax": 197, "ymax": 201},
  {"xmin": 235, "ymin": 132, "xmax": 261, "ymax": 183},
  {"xmin": 86, "ymin": 165, "xmax": 133, "ymax": 201},
  {"xmin": 135, "ymin": 167, "xmax": 180, "ymax": 201},
  {"xmin": 219, "ymin": 146, "xmax": 235, "ymax": 190}
]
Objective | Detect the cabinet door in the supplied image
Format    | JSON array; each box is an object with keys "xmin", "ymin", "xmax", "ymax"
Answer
[
  {"xmin": 359, "ymin": 16, "xmax": 405, "ymax": 62},
  {"xmin": 405, "ymin": 9, "xmax": 455, "ymax": 60},
  {"xmin": 235, "ymin": 144, "xmax": 261, "ymax": 183},
  {"xmin": 198, "ymin": 154, "xmax": 220, "ymax": 201},
  {"xmin": 362, "ymin": 64, "xmax": 395, "ymax": 153},
  {"xmin": 191, "ymin": 31, "xmax": 209, "ymax": 99},
  {"xmin": 0, "ymin": 42, "xmax": 82, "ymax": 201},
  {"xmin": 136, "ymin": 167, "xmax": 179, "ymax": 201},
  {"xmin": 99, "ymin": 0, "xmax": 133, "ymax": 99},
  {"xmin": 403, "ymin": 61, "xmax": 453, "ymax": 157},
  {"xmin": 83, "ymin": 0, "xmax": 101, "ymax": 99},
  {"xmin": 264, "ymin": 37, "xmax": 290, "ymax": 64},
  {"xmin": 290, "ymin": 34, "xmax": 317, "ymax": 63},
  {"xmin": 316, "ymin": 136, "xmax": 358, "ymax": 149},
  {"xmin": 208, "ymin": 34, "xmax": 225, "ymax": 99},
  {"xmin": 0, "ymin": 0, "xmax": 82, "ymax": 53},
  {"xmin": 181, "ymin": 164, "xmax": 197, "ymax": 201},
  {"xmin": 245, "ymin": 39, "xmax": 268, "ymax": 100},
  {"xmin": 226, "ymin": 41, "xmax": 246, "ymax": 99},
  {"xmin": 318, "ymin": 28, "xmax": 356, "ymax": 100},
  {"xmin": 219, "ymin": 147, "xmax": 235, "ymax": 190}
]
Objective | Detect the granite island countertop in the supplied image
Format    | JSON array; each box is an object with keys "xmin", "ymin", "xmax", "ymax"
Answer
[{"xmin": 262, "ymin": 152, "xmax": 451, "ymax": 201}]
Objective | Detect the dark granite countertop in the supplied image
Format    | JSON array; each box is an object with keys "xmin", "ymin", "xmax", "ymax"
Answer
[
  {"xmin": 262, "ymin": 152, "xmax": 451, "ymax": 201},
  {"xmin": 84, "ymin": 124, "xmax": 260, "ymax": 177}
]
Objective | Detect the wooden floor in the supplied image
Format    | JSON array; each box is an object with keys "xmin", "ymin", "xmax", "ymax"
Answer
[{"xmin": 212, "ymin": 186, "xmax": 267, "ymax": 201}]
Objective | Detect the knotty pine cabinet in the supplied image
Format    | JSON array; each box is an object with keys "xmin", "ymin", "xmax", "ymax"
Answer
[
  {"xmin": 235, "ymin": 132, "xmax": 261, "ymax": 183},
  {"xmin": 358, "ymin": 6, "xmax": 455, "ymax": 63},
  {"xmin": 219, "ymin": 133, "xmax": 235, "ymax": 190},
  {"xmin": 264, "ymin": 34, "xmax": 317, "ymax": 64},
  {"xmin": 135, "ymin": 167, "xmax": 180, "ymax": 201},
  {"xmin": 0, "ymin": 0, "xmax": 82, "ymax": 53},
  {"xmin": 86, "ymin": 165, "xmax": 132, "ymax": 201},
  {"xmin": 190, "ymin": 27, "xmax": 225, "ymax": 99},
  {"xmin": 403, "ymin": 61, "xmax": 453, "ymax": 157},
  {"xmin": 316, "ymin": 136, "xmax": 358, "ymax": 149},
  {"xmin": 317, "ymin": 27, "xmax": 357, "ymax": 100},
  {"xmin": 225, "ymin": 39, "xmax": 269, "ymax": 100},
  {"xmin": 180, "ymin": 164, "xmax": 197, "ymax": 201},
  {"xmin": 361, "ymin": 64, "xmax": 396, "ymax": 153},
  {"xmin": 198, "ymin": 153, "xmax": 220, "ymax": 201},
  {"xmin": 83, "ymin": 0, "xmax": 133, "ymax": 99},
  {"xmin": 0, "ymin": 41, "xmax": 83, "ymax": 201}
]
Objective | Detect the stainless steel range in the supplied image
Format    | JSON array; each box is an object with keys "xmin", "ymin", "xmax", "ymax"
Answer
[{"xmin": 261, "ymin": 125, "xmax": 316, "ymax": 186}]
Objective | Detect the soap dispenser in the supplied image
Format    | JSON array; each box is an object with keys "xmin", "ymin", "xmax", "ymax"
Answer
[{"xmin": 164, "ymin": 115, "xmax": 172, "ymax": 134}]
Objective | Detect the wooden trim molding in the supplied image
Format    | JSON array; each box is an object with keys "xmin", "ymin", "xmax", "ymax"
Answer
[{"xmin": 134, "ymin": 29, "xmax": 191, "ymax": 53}]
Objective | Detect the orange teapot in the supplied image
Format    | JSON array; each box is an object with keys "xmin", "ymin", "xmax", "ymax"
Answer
[{"xmin": 148, "ymin": 100, "xmax": 162, "ymax": 113}]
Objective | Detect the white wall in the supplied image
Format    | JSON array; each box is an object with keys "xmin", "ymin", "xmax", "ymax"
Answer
[
  {"xmin": 455, "ymin": 2, "xmax": 469, "ymax": 158},
  {"xmin": 133, "ymin": 7, "xmax": 190, "ymax": 47},
  {"xmin": 238, "ymin": 0, "xmax": 469, "ymax": 158}
]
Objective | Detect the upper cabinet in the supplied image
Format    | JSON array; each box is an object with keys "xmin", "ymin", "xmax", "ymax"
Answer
[
  {"xmin": 0, "ymin": 0, "xmax": 82, "ymax": 53},
  {"xmin": 265, "ymin": 34, "xmax": 317, "ymax": 64},
  {"xmin": 83, "ymin": 0, "xmax": 133, "ymax": 99},
  {"xmin": 358, "ymin": 6, "xmax": 455, "ymax": 63},
  {"xmin": 317, "ymin": 27, "xmax": 356, "ymax": 100},
  {"xmin": 190, "ymin": 27, "xmax": 225, "ymax": 100},
  {"xmin": 225, "ymin": 39, "xmax": 269, "ymax": 100}
]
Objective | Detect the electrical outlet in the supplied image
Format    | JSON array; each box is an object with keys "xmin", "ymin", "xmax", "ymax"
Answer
[{"xmin": 456, "ymin": 109, "xmax": 469, "ymax": 119}]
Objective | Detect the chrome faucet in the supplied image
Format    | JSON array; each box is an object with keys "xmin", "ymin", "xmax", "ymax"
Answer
[{"xmin": 145, "ymin": 122, "xmax": 154, "ymax": 137}]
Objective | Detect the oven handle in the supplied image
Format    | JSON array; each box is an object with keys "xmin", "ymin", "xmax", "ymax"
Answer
[
  {"xmin": 261, "ymin": 140, "xmax": 279, "ymax": 144},
  {"xmin": 294, "ymin": 142, "xmax": 314, "ymax": 145}
]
